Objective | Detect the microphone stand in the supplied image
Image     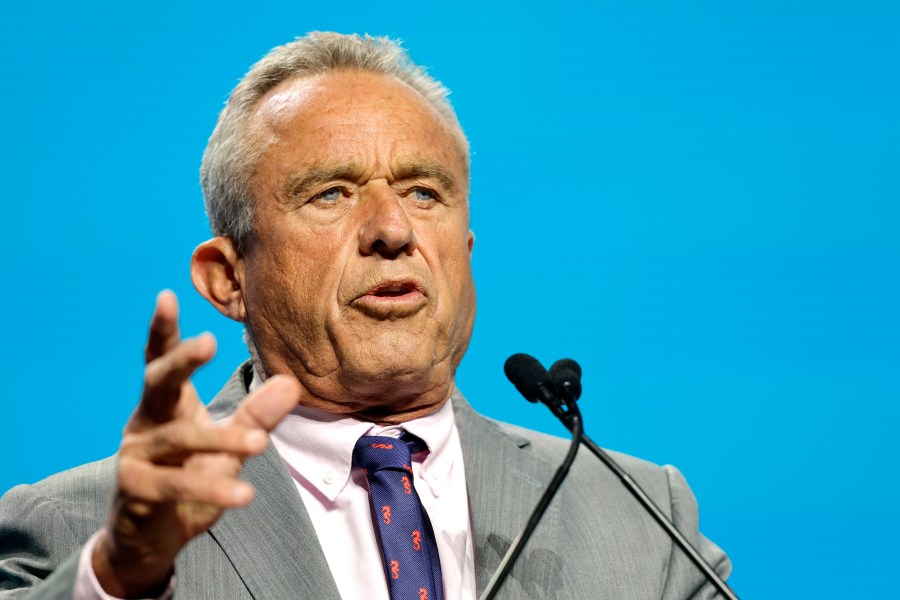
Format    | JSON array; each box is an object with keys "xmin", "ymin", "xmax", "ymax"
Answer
[
  {"xmin": 565, "ymin": 428, "xmax": 738, "ymax": 600},
  {"xmin": 478, "ymin": 398, "xmax": 583, "ymax": 600}
]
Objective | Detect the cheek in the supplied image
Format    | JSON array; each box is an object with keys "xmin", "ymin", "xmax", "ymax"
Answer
[
  {"xmin": 273, "ymin": 249, "xmax": 333, "ymax": 307},
  {"xmin": 433, "ymin": 241, "xmax": 476, "ymax": 318},
  {"xmin": 262, "ymin": 224, "xmax": 360, "ymax": 324},
  {"xmin": 259, "ymin": 216, "xmax": 348, "ymax": 276}
]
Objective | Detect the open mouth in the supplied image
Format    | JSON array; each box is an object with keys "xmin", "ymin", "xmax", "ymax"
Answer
[
  {"xmin": 369, "ymin": 282, "xmax": 421, "ymax": 298},
  {"xmin": 354, "ymin": 280, "xmax": 427, "ymax": 317}
]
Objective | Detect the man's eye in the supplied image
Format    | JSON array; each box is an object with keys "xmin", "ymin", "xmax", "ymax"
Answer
[
  {"xmin": 314, "ymin": 188, "xmax": 342, "ymax": 203},
  {"xmin": 412, "ymin": 188, "xmax": 437, "ymax": 202}
]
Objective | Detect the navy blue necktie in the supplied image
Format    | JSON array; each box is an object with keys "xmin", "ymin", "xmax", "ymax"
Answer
[{"xmin": 353, "ymin": 434, "xmax": 444, "ymax": 600}]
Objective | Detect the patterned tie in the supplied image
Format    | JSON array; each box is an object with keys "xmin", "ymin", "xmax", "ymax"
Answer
[{"xmin": 353, "ymin": 434, "xmax": 444, "ymax": 600}]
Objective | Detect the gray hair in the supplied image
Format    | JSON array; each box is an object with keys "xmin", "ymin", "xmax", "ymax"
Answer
[{"xmin": 199, "ymin": 32, "xmax": 469, "ymax": 249}]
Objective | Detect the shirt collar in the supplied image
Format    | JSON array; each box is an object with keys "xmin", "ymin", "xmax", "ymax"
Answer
[{"xmin": 256, "ymin": 368, "xmax": 457, "ymax": 500}]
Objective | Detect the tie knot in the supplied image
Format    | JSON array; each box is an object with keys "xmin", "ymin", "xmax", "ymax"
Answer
[{"xmin": 353, "ymin": 434, "xmax": 422, "ymax": 473}]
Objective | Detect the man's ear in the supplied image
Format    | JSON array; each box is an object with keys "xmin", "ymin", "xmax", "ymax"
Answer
[
  {"xmin": 467, "ymin": 230, "xmax": 475, "ymax": 254},
  {"xmin": 191, "ymin": 237, "xmax": 246, "ymax": 322}
]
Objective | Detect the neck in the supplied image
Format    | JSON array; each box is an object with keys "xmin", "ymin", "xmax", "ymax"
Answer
[
  {"xmin": 344, "ymin": 396, "xmax": 450, "ymax": 425},
  {"xmin": 297, "ymin": 383, "xmax": 453, "ymax": 424},
  {"xmin": 250, "ymin": 363, "xmax": 453, "ymax": 424}
]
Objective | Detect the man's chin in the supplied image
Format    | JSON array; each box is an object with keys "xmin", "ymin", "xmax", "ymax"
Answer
[
  {"xmin": 337, "ymin": 346, "xmax": 447, "ymax": 395},
  {"xmin": 344, "ymin": 355, "xmax": 436, "ymax": 386}
]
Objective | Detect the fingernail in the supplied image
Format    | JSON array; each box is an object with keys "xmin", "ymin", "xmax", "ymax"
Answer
[
  {"xmin": 245, "ymin": 430, "xmax": 267, "ymax": 449},
  {"xmin": 233, "ymin": 484, "xmax": 254, "ymax": 503}
]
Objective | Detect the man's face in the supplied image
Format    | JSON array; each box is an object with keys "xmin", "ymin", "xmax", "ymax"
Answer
[{"xmin": 237, "ymin": 70, "xmax": 475, "ymax": 417}]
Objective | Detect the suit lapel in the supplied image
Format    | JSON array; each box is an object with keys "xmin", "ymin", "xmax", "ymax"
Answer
[
  {"xmin": 205, "ymin": 364, "xmax": 341, "ymax": 600},
  {"xmin": 208, "ymin": 445, "xmax": 341, "ymax": 599},
  {"xmin": 452, "ymin": 391, "xmax": 561, "ymax": 598}
]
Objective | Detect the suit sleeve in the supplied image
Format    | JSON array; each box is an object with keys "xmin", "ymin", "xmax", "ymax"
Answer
[
  {"xmin": 0, "ymin": 484, "xmax": 83, "ymax": 599},
  {"xmin": 659, "ymin": 466, "xmax": 733, "ymax": 600}
]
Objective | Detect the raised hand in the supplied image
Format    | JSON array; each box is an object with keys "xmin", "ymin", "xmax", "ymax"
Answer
[{"xmin": 91, "ymin": 290, "xmax": 300, "ymax": 598}]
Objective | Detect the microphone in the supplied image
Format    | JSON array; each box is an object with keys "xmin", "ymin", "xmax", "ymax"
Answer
[
  {"xmin": 480, "ymin": 354, "xmax": 583, "ymax": 600},
  {"xmin": 503, "ymin": 353, "xmax": 556, "ymax": 406},
  {"xmin": 542, "ymin": 360, "xmax": 739, "ymax": 600},
  {"xmin": 549, "ymin": 358, "xmax": 582, "ymax": 403}
]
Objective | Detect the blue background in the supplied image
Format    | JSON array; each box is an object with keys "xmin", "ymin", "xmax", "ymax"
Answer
[{"xmin": 2, "ymin": 1, "xmax": 898, "ymax": 598}]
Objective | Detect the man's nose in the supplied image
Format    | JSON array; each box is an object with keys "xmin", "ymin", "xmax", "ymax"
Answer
[{"xmin": 358, "ymin": 186, "xmax": 418, "ymax": 258}]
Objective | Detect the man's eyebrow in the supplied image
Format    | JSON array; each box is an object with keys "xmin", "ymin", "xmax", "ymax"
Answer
[
  {"xmin": 393, "ymin": 160, "xmax": 460, "ymax": 194},
  {"xmin": 284, "ymin": 163, "xmax": 365, "ymax": 198}
]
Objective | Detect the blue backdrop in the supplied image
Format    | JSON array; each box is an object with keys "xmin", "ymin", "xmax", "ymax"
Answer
[{"xmin": 2, "ymin": 2, "xmax": 898, "ymax": 598}]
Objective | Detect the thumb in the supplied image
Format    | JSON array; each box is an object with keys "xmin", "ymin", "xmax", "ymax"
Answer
[{"xmin": 230, "ymin": 375, "xmax": 301, "ymax": 432}]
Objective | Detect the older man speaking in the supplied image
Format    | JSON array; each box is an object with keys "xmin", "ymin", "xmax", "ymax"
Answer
[{"xmin": 0, "ymin": 32, "xmax": 730, "ymax": 599}]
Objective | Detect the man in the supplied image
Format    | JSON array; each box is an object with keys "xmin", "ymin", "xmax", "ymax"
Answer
[{"xmin": 0, "ymin": 32, "xmax": 731, "ymax": 599}]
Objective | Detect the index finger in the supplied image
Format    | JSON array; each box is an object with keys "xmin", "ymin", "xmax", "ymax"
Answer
[
  {"xmin": 145, "ymin": 290, "xmax": 181, "ymax": 364},
  {"xmin": 136, "ymin": 333, "xmax": 216, "ymax": 426}
]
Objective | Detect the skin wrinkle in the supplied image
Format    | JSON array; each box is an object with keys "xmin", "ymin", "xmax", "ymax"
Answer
[
  {"xmin": 197, "ymin": 69, "xmax": 475, "ymax": 423},
  {"xmin": 285, "ymin": 163, "xmax": 365, "ymax": 202},
  {"xmin": 283, "ymin": 159, "xmax": 458, "ymax": 208}
]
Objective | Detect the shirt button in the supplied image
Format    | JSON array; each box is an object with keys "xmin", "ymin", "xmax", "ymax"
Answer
[{"xmin": 323, "ymin": 470, "xmax": 336, "ymax": 485}]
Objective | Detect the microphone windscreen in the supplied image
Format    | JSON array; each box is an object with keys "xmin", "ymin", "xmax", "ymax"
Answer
[
  {"xmin": 504, "ymin": 353, "xmax": 551, "ymax": 403},
  {"xmin": 550, "ymin": 358, "xmax": 582, "ymax": 380},
  {"xmin": 549, "ymin": 358, "xmax": 582, "ymax": 401}
]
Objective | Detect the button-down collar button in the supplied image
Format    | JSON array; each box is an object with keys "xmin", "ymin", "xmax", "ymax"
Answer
[{"xmin": 323, "ymin": 470, "xmax": 337, "ymax": 485}]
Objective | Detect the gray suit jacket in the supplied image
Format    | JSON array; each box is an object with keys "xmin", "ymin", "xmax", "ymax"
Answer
[{"xmin": 0, "ymin": 363, "xmax": 731, "ymax": 599}]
